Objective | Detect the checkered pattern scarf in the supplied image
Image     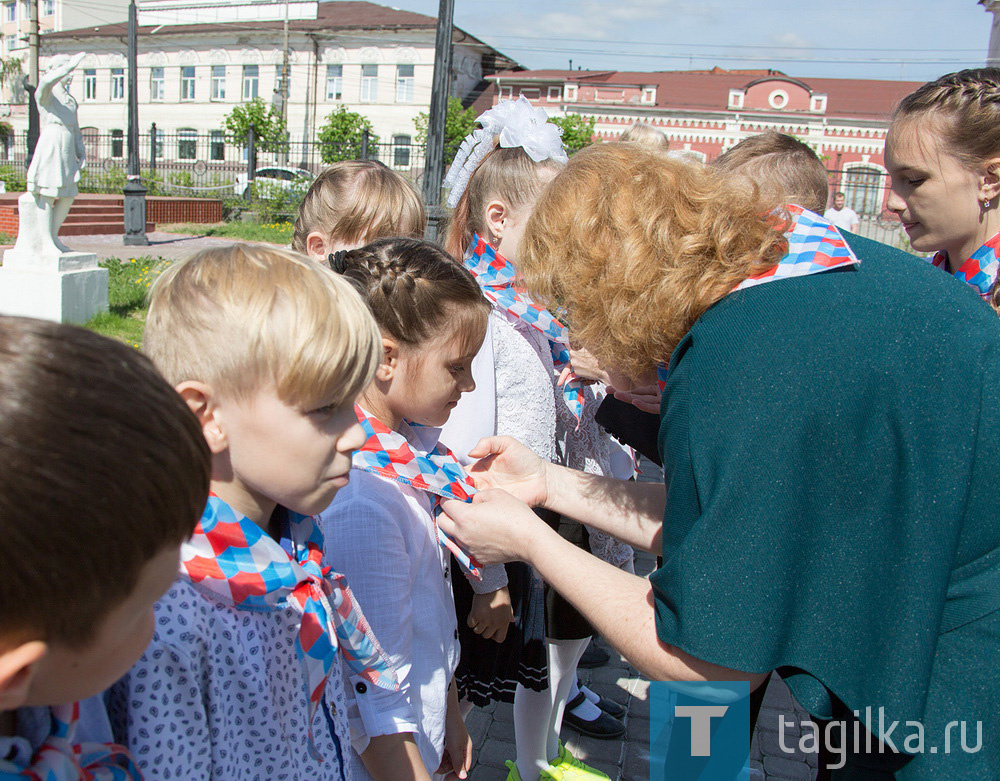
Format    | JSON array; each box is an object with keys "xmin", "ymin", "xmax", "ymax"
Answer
[
  {"xmin": 0, "ymin": 702, "xmax": 141, "ymax": 780},
  {"xmin": 929, "ymin": 231, "xmax": 1000, "ymax": 299},
  {"xmin": 181, "ymin": 495, "xmax": 398, "ymax": 760},
  {"xmin": 464, "ymin": 234, "xmax": 584, "ymax": 422},
  {"xmin": 656, "ymin": 205, "xmax": 859, "ymax": 390},
  {"xmin": 352, "ymin": 406, "xmax": 483, "ymax": 580}
]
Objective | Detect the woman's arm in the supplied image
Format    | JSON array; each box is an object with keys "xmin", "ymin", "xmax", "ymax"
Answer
[
  {"xmin": 361, "ymin": 734, "xmax": 432, "ymax": 781},
  {"xmin": 439, "ymin": 492, "xmax": 766, "ymax": 687},
  {"xmin": 466, "ymin": 436, "xmax": 665, "ymax": 551}
]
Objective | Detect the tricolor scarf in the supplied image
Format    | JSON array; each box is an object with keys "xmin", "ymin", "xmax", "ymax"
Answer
[
  {"xmin": 464, "ymin": 234, "xmax": 584, "ymax": 422},
  {"xmin": 929, "ymin": 230, "xmax": 1000, "ymax": 299},
  {"xmin": 351, "ymin": 406, "xmax": 483, "ymax": 580},
  {"xmin": 0, "ymin": 702, "xmax": 141, "ymax": 780},
  {"xmin": 181, "ymin": 495, "xmax": 398, "ymax": 760},
  {"xmin": 656, "ymin": 205, "xmax": 859, "ymax": 391}
]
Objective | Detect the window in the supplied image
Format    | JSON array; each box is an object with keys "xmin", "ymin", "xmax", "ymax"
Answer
[
  {"xmin": 547, "ymin": 86, "xmax": 561, "ymax": 102},
  {"xmin": 360, "ymin": 64, "xmax": 377, "ymax": 102},
  {"xmin": 211, "ymin": 65, "xmax": 225, "ymax": 100},
  {"xmin": 42, "ymin": 0, "xmax": 53, "ymax": 15},
  {"xmin": 325, "ymin": 64, "xmax": 342, "ymax": 100},
  {"xmin": 395, "ymin": 64, "xmax": 413, "ymax": 102},
  {"xmin": 180, "ymin": 66, "xmax": 195, "ymax": 101},
  {"xmin": 499, "ymin": 85, "xmax": 513, "ymax": 99},
  {"xmin": 843, "ymin": 164, "xmax": 886, "ymax": 217},
  {"xmin": 150, "ymin": 67, "xmax": 164, "ymax": 101},
  {"xmin": 4, "ymin": 3, "xmax": 14, "ymax": 23},
  {"xmin": 209, "ymin": 129, "xmax": 224, "ymax": 161},
  {"xmin": 178, "ymin": 128, "xmax": 197, "ymax": 159},
  {"xmin": 83, "ymin": 68, "xmax": 96, "ymax": 100},
  {"xmin": 111, "ymin": 68, "xmax": 124, "ymax": 101},
  {"xmin": 392, "ymin": 134, "xmax": 411, "ymax": 168},
  {"xmin": 110, "ymin": 129, "xmax": 123, "ymax": 158},
  {"xmin": 242, "ymin": 64, "xmax": 258, "ymax": 100},
  {"xmin": 3, "ymin": 36, "xmax": 14, "ymax": 54}
]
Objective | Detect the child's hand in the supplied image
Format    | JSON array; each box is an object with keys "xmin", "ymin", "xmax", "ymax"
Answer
[
  {"xmin": 466, "ymin": 436, "xmax": 550, "ymax": 508},
  {"xmin": 439, "ymin": 692, "xmax": 472, "ymax": 780},
  {"xmin": 468, "ymin": 586, "xmax": 514, "ymax": 643}
]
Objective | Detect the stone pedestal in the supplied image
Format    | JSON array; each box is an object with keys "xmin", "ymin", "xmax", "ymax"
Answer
[{"xmin": 0, "ymin": 249, "xmax": 108, "ymax": 324}]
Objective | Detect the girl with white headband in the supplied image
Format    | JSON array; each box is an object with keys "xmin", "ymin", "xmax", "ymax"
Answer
[{"xmin": 440, "ymin": 96, "xmax": 630, "ymax": 781}]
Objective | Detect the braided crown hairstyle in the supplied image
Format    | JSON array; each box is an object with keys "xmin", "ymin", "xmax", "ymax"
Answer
[
  {"xmin": 334, "ymin": 237, "xmax": 490, "ymax": 353},
  {"xmin": 893, "ymin": 68, "xmax": 1000, "ymax": 167}
]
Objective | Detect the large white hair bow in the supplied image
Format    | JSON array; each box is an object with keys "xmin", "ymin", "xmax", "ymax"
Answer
[{"xmin": 443, "ymin": 95, "xmax": 569, "ymax": 208}]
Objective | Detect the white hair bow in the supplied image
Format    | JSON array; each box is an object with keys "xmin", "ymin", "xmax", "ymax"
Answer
[{"xmin": 443, "ymin": 95, "xmax": 569, "ymax": 208}]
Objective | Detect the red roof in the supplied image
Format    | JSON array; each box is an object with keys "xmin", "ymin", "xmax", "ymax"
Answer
[{"xmin": 491, "ymin": 68, "xmax": 925, "ymax": 121}]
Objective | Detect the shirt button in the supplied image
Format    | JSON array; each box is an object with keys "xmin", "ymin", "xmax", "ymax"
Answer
[
  {"xmin": 355, "ymin": 682, "xmax": 367, "ymax": 694},
  {"xmin": 443, "ymin": 566, "xmax": 449, "ymax": 579},
  {"xmin": 453, "ymin": 629, "xmax": 459, "ymax": 640}
]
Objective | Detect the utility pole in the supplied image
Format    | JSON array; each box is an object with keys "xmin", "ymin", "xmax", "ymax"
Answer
[
  {"xmin": 25, "ymin": 0, "xmax": 38, "ymax": 166},
  {"xmin": 123, "ymin": 0, "xmax": 148, "ymax": 245},
  {"xmin": 421, "ymin": 0, "xmax": 454, "ymax": 244},
  {"xmin": 278, "ymin": 0, "xmax": 290, "ymax": 164}
]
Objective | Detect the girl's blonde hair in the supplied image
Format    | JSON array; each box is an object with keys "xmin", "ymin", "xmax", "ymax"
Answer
[
  {"xmin": 145, "ymin": 243, "xmax": 381, "ymax": 411},
  {"xmin": 443, "ymin": 144, "xmax": 563, "ymax": 260},
  {"xmin": 291, "ymin": 160, "xmax": 426, "ymax": 252},
  {"xmin": 619, "ymin": 122, "xmax": 670, "ymax": 151},
  {"xmin": 519, "ymin": 143, "xmax": 786, "ymax": 379}
]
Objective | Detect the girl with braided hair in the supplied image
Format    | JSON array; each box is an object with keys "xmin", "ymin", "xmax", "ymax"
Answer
[
  {"xmin": 318, "ymin": 238, "xmax": 490, "ymax": 781},
  {"xmin": 887, "ymin": 68, "xmax": 1000, "ymax": 309}
]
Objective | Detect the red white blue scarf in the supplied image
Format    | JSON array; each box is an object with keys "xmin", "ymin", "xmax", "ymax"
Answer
[
  {"xmin": 656, "ymin": 205, "xmax": 859, "ymax": 390},
  {"xmin": 464, "ymin": 234, "xmax": 584, "ymax": 422},
  {"xmin": 181, "ymin": 495, "xmax": 398, "ymax": 760},
  {"xmin": 0, "ymin": 702, "xmax": 141, "ymax": 780},
  {"xmin": 929, "ymin": 231, "xmax": 1000, "ymax": 299},
  {"xmin": 351, "ymin": 406, "xmax": 483, "ymax": 580}
]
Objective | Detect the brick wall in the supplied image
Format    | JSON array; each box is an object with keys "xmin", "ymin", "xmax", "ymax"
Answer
[{"xmin": 147, "ymin": 197, "xmax": 223, "ymax": 224}]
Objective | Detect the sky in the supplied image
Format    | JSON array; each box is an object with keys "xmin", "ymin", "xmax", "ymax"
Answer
[{"xmin": 388, "ymin": 0, "xmax": 992, "ymax": 84}]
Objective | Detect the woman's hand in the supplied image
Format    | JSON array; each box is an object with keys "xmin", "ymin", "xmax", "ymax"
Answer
[
  {"xmin": 609, "ymin": 383, "xmax": 661, "ymax": 415},
  {"xmin": 468, "ymin": 586, "xmax": 514, "ymax": 643},
  {"xmin": 439, "ymin": 490, "xmax": 543, "ymax": 566},
  {"xmin": 466, "ymin": 436, "xmax": 550, "ymax": 508},
  {"xmin": 563, "ymin": 346, "xmax": 612, "ymax": 386}
]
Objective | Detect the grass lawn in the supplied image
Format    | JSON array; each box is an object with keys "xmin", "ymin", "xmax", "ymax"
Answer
[
  {"xmin": 159, "ymin": 221, "xmax": 293, "ymax": 245},
  {"xmin": 84, "ymin": 257, "xmax": 170, "ymax": 348}
]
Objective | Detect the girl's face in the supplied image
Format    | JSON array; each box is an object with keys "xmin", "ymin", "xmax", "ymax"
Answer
[
  {"xmin": 885, "ymin": 120, "xmax": 995, "ymax": 262},
  {"xmin": 379, "ymin": 329, "xmax": 484, "ymax": 428}
]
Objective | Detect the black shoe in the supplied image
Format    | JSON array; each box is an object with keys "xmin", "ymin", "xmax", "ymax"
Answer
[
  {"xmin": 578, "ymin": 642, "xmax": 610, "ymax": 669},
  {"xmin": 563, "ymin": 692, "xmax": 626, "ymax": 739},
  {"xmin": 594, "ymin": 693, "xmax": 626, "ymax": 719}
]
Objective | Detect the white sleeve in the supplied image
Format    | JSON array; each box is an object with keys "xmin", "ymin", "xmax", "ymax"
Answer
[
  {"xmin": 439, "ymin": 315, "xmax": 496, "ymax": 464},
  {"xmin": 321, "ymin": 489, "xmax": 421, "ymax": 755}
]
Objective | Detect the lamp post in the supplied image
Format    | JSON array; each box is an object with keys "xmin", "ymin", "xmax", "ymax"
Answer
[
  {"xmin": 123, "ymin": 0, "xmax": 148, "ymax": 246},
  {"xmin": 421, "ymin": 0, "xmax": 454, "ymax": 244}
]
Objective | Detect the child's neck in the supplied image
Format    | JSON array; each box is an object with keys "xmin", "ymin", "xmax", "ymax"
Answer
[
  {"xmin": 209, "ymin": 480, "xmax": 279, "ymax": 537},
  {"xmin": 360, "ymin": 390, "xmax": 402, "ymax": 431}
]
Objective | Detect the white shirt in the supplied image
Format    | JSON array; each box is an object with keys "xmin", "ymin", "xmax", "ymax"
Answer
[
  {"xmin": 109, "ymin": 577, "xmax": 351, "ymax": 780},
  {"xmin": 319, "ymin": 422, "xmax": 460, "ymax": 781},
  {"xmin": 824, "ymin": 205, "xmax": 860, "ymax": 232}
]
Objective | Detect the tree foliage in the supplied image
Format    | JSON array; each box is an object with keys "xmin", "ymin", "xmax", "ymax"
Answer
[
  {"xmin": 317, "ymin": 106, "xmax": 378, "ymax": 163},
  {"xmin": 222, "ymin": 98, "xmax": 288, "ymax": 153},
  {"xmin": 547, "ymin": 114, "xmax": 597, "ymax": 154},
  {"xmin": 413, "ymin": 97, "xmax": 479, "ymax": 164}
]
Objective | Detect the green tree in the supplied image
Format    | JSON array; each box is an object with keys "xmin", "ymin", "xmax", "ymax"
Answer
[
  {"xmin": 413, "ymin": 97, "xmax": 479, "ymax": 164},
  {"xmin": 548, "ymin": 114, "xmax": 597, "ymax": 154},
  {"xmin": 317, "ymin": 106, "xmax": 378, "ymax": 163},
  {"xmin": 222, "ymin": 98, "xmax": 287, "ymax": 153}
]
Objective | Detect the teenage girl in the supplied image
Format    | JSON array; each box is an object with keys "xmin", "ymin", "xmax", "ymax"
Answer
[
  {"xmin": 886, "ymin": 68, "xmax": 1000, "ymax": 308},
  {"xmin": 441, "ymin": 96, "xmax": 628, "ymax": 781},
  {"xmin": 318, "ymin": 238, "xmax": 490, "ymax": 781}
]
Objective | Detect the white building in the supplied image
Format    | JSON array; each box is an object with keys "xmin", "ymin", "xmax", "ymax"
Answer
[
  {"xmin": 26, "ymin": 0, "xmax": 515, "ymax": 160},
  {"xmin": 2, "ymin": 0, "xmax": 129, "ymax": 58}
]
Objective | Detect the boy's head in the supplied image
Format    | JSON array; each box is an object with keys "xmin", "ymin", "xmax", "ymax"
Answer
[
  {"xmin": 144, "ymin": 244, "xmax": 382, "ymax": 519},
  {"xmin": 292, "ymin": 160, "xmax": 426, "ymax": 260},
  {"xmin": 0, "ymin": 316, "xmax": 210, "ymax": 712},
  {"xmin": 712, "ymin": 131, "xmax": 830, "ymax": 214}
]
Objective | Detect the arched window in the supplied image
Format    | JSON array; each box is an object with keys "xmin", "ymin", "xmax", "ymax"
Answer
[{"xmin": 842, "ymin": 163, "xmax": 887, "ymax": 216}]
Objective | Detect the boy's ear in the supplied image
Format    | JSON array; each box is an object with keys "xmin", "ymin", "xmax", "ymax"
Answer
[
  {"xmin": 375, "ymin": 337, "xmax": 400, "ymax": 382},
  {"xmin": 305, "ymin": 231, "xmax": 328, "ymax": 262},
  {"xmin": 176, "ymin": 381, "xmax": 228, "ymax": 455},
  {"xmin": 484, "ymin": 200, "xmax": 509, "ymax": 242},
  {"xmin": 0, "ymin": 640, "xmax": 46, "ymax": 713}
]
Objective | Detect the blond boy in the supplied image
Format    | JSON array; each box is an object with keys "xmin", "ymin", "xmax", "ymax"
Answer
[{"xmin": 110, "ymin": 244, "xmax": 397, "ymax": 779}]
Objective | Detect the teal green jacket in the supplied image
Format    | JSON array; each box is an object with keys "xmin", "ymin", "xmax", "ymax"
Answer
[{"xmin": 652, "ymin": 234, "xmax": 999, "ymax": 778}]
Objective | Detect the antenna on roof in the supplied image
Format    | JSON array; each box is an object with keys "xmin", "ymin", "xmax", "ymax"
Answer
[{"xmin": 568, "ymin": 58, "xmax": 572, "ymax": 70}]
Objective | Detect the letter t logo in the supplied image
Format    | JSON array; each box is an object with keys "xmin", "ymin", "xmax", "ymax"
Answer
[{"xmin": 674, "ymin": 705, "xmax": 729, "ymax": 756}]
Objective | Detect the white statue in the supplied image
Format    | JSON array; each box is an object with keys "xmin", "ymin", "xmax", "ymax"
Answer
[{"xmin": 11, "ymin": 52, "xmax": 87, "ymax": 262}]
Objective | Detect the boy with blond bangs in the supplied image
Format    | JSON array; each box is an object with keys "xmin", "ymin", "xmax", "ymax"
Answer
[
  {"xmin": 110, "ymin": 244, "xmax": 399, "ymax": 780},
  {"xmin": 0, "ymin": 316, "xmax": 210, "ymax": 778}
]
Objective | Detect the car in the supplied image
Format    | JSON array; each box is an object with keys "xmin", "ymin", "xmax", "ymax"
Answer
[{"xmin": 234, "ymin": 166, "xmax": 313, "ymax": 198}]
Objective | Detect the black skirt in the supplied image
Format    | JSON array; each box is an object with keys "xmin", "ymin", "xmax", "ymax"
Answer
[{"xmin": 453, "ymin": 559, "xmax": 548, "ymax": 706}]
